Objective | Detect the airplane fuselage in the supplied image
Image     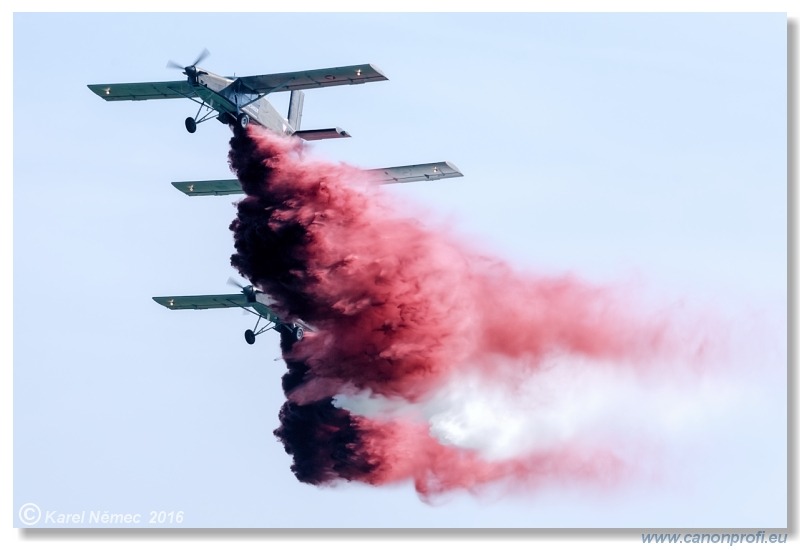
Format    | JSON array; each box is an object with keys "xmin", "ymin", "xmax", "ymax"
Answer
[{"xmin": 193, "ymin": 69, "xmax": 295, "ymax": 134}]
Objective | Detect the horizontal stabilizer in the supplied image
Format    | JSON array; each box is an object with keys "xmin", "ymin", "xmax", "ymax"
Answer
[
  {"xmin": 293, "ymin": 128, "xmax": 351, "ymax": 141},
  {"xmin": 172, "ymin": 161, "xmax": 463, "ymax": 196}
]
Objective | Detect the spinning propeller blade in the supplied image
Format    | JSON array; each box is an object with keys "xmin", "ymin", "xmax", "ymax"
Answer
[
  {"xmin": 191, "ymin": 48, "xmax": 210, "ymax": 67},
  {"xmin": 166, "ymin": 48, "xmax": 210, "ymax": 74},
  {"xmin": 227, "ymin": 276, "xmax": 246, "ymax": 290},
  {"xmin": 228, "ymin": 276, "xmax": 256, "ymax": 303}
]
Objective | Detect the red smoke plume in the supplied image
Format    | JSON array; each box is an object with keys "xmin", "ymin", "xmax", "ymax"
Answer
[{"xmin": 228, "ymin": 125, "xmax": 714, "ymax": 498}]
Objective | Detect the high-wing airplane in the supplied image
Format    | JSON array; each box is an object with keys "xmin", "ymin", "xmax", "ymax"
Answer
[
  {"xmin": 153, "ymin": 279, "xmax": 311, "ymax": 345},
  {"xmin": 88, "ymin": 49, "xmax": 387, "ymax": 139}
]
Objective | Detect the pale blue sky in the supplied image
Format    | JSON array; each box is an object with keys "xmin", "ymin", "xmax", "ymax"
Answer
[{"xmin": 12, "ymin": 12, "xmax": 787, "ymax": 530}]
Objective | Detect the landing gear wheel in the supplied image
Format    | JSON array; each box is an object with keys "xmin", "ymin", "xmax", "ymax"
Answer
[
  {"xmin": 244, "ymin": 329, "xmax": 256, "ymax": 345},
  {"xmin": 237, "ymin": 113, "xmax": 250, "ymax": 129},
  {"xmin": 185, "ymin": 117, "xmax": 197, "ymax": 133},
  {"xmin": 293, "ymin": 326, "xmax": 304, "ymax": 342}
]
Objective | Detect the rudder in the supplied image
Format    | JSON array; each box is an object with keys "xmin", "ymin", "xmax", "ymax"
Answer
[{"xmin": 288, "ymin": 90, "xmax": 304, "ymax": 131}]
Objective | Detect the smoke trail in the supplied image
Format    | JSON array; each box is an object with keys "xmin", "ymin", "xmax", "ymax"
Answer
[{"xmin": 229, "ymin": 125, "xmax": 718, "ymax": 498}]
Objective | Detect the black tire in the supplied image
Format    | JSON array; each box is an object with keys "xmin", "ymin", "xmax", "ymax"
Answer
[
  {"xmin": 244, "ymin": 329, "xmax": 256, "ymax": 345},
  {"xmin": 184, "ymin": 117, "xmax": 197, "ymax": 133},
  {"xmin": 293, "ymin": 326, "xmax": 304, "ymax": 342},
  {"xmin": 237, "ymin": 113, "xmax": 250, "ymax": 128}
]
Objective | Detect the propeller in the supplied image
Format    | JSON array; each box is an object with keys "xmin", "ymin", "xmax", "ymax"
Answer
[
  {"xmin": 166, "ymin": 48, "xmax": 210, "ymax": 77},
  {"xmin": 228, "ymin": 276, "xmax": 256, "ymax": 303},
  {"xmin": 227, "ymin": 276, "xmax": 247, "ymax": 290}
]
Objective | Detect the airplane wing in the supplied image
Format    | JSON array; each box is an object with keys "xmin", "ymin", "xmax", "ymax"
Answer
[
  {"xmin": 154, "ymin": 293, "xmax": 286, "ymax": 327},
  {"xmin": 171, "ymin": 162, "xmax": 463, "ymax": 196},
  {"xmin": 87, "ymin": 81, "xmax": 196, "ymax": 101},
  {"xmin": 237, "ymin": 64, "xmax": 388, "ymax": 94},
  {"xmin": 152, "ymin": 294, "xmax": 249, "ymax": 310},
  {"xmin": 365, "ymin": 161, "xmax": 463, "ymax": 184},
  {"xmin": 171, "ymin": 180, "xmax": 244, "ymax": 197}
]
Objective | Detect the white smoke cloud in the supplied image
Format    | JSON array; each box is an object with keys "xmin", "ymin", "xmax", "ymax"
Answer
[{"xmin": 334, "ymin": 353, "xmax": 747, "ymax": 465}]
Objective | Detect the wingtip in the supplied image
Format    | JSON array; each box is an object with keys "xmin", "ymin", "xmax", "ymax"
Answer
[
  {"xmin": 368, "ymin": 63, "xmax": 389, "ymax": 80},
  {"xmin": 152, "ymin": 296, "xmax": 171, "ymax": 307},
  {"xmin": 443, "ymin": 161, "xmax": 463, "ymax": 175}
]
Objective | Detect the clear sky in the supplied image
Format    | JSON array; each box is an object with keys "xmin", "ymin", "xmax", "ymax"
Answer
[{"xmin": 10, "ymin": 7, "xmax": 790, "ymax": 538}]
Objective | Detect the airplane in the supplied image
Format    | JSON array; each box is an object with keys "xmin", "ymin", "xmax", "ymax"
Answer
[
  {"xmin": 153, "ymin": 279, "xmax": 311, "ymax": 345},
  {"xmin": 88, "ymin": 49, "xmax": 388, "ymax": 139}
]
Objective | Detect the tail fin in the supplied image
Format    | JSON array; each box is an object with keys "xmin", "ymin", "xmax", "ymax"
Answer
[{"xmin": 287, "ymin": 90, "xmax": 304, "ymax": 131}]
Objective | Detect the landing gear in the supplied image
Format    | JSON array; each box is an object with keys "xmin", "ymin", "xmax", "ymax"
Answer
[
  {"xmin": 184, "ymin": 99, "xmax": 218, "ymax": 133},
  {"xmin": 218, "ymin": 112, "xmax": 236, "ymax": 125},
  {"xmin": 184, "ymin": 117, "xmax": 197, "ymax": 133},
  {"xmin": 237, "ymin": 113, "xmax": 250, "ymax": 129},
  {"xmin": 243, "ymin": 311, "xmax": 272, "ymax": 346},
  {"xmin": 240, "ymin": 310, "xmax": 307, "ymax": 346}
]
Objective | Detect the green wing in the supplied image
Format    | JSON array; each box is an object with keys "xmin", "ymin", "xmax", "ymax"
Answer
[
  {"xmin": 152, "ymin": 294, "xmax": 249, "ymax": 310},
  {"xmin": 238, "ymin": 64, "xmax": 387, "ymax": 94},
  {"xmin": 171, "ymin": 162, "xmax": 463, "ymax": 196},
  {"xmin": 87, "ymin": 81, "xmax": 196, "ymax": 101}
]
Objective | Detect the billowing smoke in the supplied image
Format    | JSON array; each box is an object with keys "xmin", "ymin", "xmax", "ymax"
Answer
[{"xmin": 228, "ymin": 125, "xmax": 720, "ymax": 499}]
